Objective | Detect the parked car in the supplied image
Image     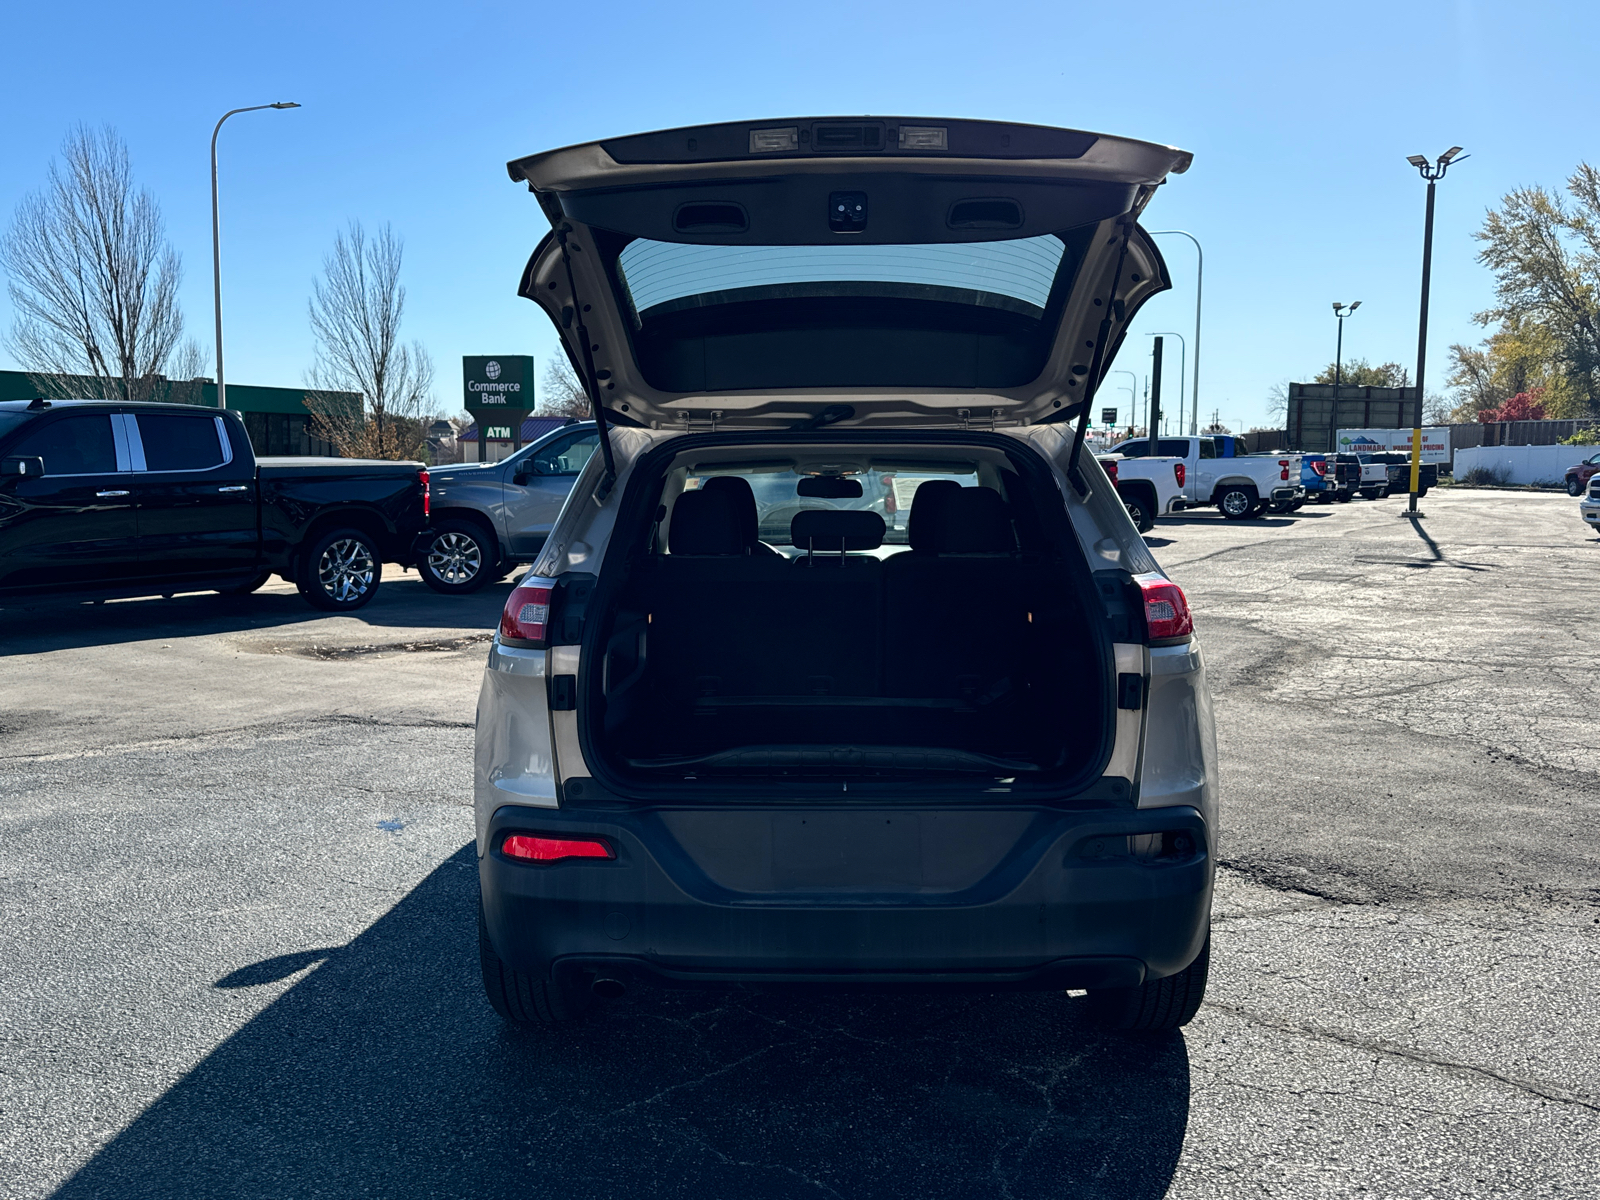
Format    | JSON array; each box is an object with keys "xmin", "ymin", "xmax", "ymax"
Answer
[
  {"xmin": 1109, "ymin": 435, "xmax": 1302, "ymax": 519},
  {"xmin": 0, "ymin": 399, "xmax": 428, "ymax": 610},
  {"xmin": 475, "ymin": 116, "xmax": 1216, "ymax": 1034},
  {"xmin": 1368, "ymin": 451, "xmax": 1437, "ymax": 497},
  {"xmin": 1333, "ymin": 452, "xmax": 1390, "ymax": 500},
  {"xmin": 1580, "ymin": 473, "xmax": 1600, "ymax": 532},
  {"xmin": 420, "ymin": 421, "xmax": 600, "ymax": 593},
  {"xmin": 1098, "ymin": 453, "xmax": 1185, "ymax": 532},
  {"xmin": 1565, "ymin": 450, "xmax": 1600, "ymax": 496}
]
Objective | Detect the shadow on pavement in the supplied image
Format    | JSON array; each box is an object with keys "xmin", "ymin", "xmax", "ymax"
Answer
[
  {"xmin": 54, "ymin": 846, "xmax": 1191, "ymax": 1200},
  {"xmin": 0, "ymin": 575, "xmax": 514, "ymax": 657}
]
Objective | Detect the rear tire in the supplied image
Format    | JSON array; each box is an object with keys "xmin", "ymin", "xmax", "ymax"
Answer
[
  {"xmin": 1567, "ymin": 478, "xmax": 1583, "ymax": 496},
  {"xmin": 419, "ymin": 519, "xmax": 495, "ymax": 595},
  {"xmin": 296, "ymin": 527, "xmax": 381, "ymax": 612},
  {"xmin": 1218, "ymin": 485, "xmax": 1259, "ymax": 520},
  {"xmin": 479, "ymin": 902, "xmax": 594, "ymax": 1028},
  {"xmin": 1121, "ymin": 487, "xmax": 1156, "ymax": 533},
  {"xmin": 1086, "ymin": 934, "xmax": 1210, "ymax": 1032}
]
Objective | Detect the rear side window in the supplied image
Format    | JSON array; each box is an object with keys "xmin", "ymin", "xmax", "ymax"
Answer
[
  {"xmin": 1157, "ymin": 439, "xmax": 1190, "ymax": 457},
  {"xmin": 1198, "ymin": 439, "xmax": 1217, "ymax": 459},
  {"xmin": 137, "ymin": 414, "xmax": 226, "ymax": 471},
  {"xmin": 1118, "ymin": 439, "xmax": 1150, "ymax": 457},
  {"xmin": 10, "ymin": 414, "xmax": 117, "ymax": 475}
]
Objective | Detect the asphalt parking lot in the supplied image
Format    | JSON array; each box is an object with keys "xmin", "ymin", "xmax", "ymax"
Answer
[{"xmin": 2, "ymin": 488, "xmax": 1597, "ymax": 1200}]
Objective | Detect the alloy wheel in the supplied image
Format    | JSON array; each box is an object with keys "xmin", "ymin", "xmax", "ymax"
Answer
[
  {"xmin": 1220, "ymin": 490, "xmax": 1251, "ymax": 517},
  {"xmin": 317, "ymin": 538, "xmax": 376, "ymax": 603},
  {"xmin": 427, "ymin": 531, "xmax": 483, "ymax": 585}
]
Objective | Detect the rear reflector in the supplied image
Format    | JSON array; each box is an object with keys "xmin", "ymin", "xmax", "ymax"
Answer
[
  {"xmin": 1137, "ymin": 576, "xmax": 1194, "ymax": 643},
  {"xmin": 500, "ymin": 578, "xmax": 555, "ymax": 646},
  {"xmin": 1173, "ymin": 462, "xmax": 1186, "ymax": 487},
  {"xmin": 501, "ymin": 833, "xmax": 613, "ymax": 862}
]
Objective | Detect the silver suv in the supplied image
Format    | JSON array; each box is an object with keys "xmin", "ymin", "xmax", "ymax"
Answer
[{"xmin": 474, "ymin": 117, "xmax": 1218, "ymax": 1032}]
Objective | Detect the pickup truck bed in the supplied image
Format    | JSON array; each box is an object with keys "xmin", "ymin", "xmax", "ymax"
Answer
[{"xmin": 0, "ymin": 400, "xmax": 429, "ymax": 611}]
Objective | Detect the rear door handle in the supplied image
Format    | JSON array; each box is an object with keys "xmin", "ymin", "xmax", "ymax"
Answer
[
  {"xmin": 96, "ymin": 489, "xmax": 130, "ymax": 498},
  {"xmin": 218, "ymin": 485, "xmax": 249, "ymax": 493}
]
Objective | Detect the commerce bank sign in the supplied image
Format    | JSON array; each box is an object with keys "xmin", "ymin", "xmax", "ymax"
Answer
[{"xmin": 462, "ymin": 355, "xmax": 534, "ymax": 411}]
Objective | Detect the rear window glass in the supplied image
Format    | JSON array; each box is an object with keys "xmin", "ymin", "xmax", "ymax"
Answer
[
  {"xmin": 10, "ymin": 414, "xmax": 116, "ymax": 475},
  {"xmin": 684, "ymin": 466, "xmax": 979, "ymax": 548},
  {"xmin": 137, "ymin": 414, "xmax": 225, "ymax": 471},
  {"xmin": 609, "ymin": 232, "xmax": 1079, "ymax": 393}
]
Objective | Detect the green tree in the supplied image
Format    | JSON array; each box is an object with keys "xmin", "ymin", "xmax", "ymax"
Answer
[
  {"xmin": 1311, "ymin": 358, "xmax": 1410, "ymax": 388},
  {"xmin": 1466, "ymin": 164, "xmax": 1600, "ymax": 417}
]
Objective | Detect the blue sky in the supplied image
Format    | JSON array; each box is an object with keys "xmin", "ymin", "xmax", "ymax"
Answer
[{"xmin": 2, "ymin": 0, "xmax": 1594, "ymax": 431}]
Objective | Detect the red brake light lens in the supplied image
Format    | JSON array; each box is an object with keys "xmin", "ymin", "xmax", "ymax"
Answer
[
  {"xmin": 500, "ymin": 580, "xmax": 554, "ymax": 646},
  {"xmin": 1173, "ymin": 462, "xmax": 1185, "ymax": 487},
  {"xmin": 1278, "ymin": 459, "xmax": 1290, "ymax": 481},
  {"xmin": 1138, "ymin": 576, "xmax": 1194, "ymax": 643},
  {"xmin": 1312, "ymin": 460, "xmax": 1328, "ymax": 476},
  {"xmin": 501, "ymin": 834, "xmax": 613, "ymax": 862},
  {"xmin": 1103, "ymin": 459, "xmax": 1119, "ymax": 484},
  {"xmin": 419, "ymin": 468, "xmax": 430, "ymax": 518}
]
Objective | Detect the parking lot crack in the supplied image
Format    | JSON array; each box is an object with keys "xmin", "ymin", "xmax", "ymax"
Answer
[{"xmin": 1207, "ymin": 1001, "xmax": 1600, "ymax": 1114}]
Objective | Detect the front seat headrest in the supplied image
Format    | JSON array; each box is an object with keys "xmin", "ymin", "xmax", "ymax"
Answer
[
  {"xmin": 668, "ymin": 488, "xmax": 744, "ymax": 555},
  {"xmin": 941, "ymin": 488, "xmax": 1015, "ymax": 554},
  {"xmin": 907, "ymin": 479, "xmax": 960, "ymax": 552},
  {"xmin": 790, "ymin": 508, "xmax": 885, "ymax": 552}
]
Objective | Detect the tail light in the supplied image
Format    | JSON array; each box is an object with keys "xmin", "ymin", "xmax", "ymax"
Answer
[
  {"xmin": 500, "ymin": 577, "xmax": 556, "ymax": 647},
  {"xmin": 1312, "ymin": 460, "xmax": 1328, "ymax": 476},
  {"xmin": 500, "ymin": 833, "xmax": 613, "ymax": 862},
  {"xmin": 1138, "ymin": 575, "xmax": 1194, "ymax": 643},
  {"xmin": 1173, "ymin": 462, "xmax": 1186, "ymax": 487},
  {"xmin": 419, "ymin": 468, "xmax": 430, "ymax": 518},
  {"xmin": 1103, "ymin": 459, "xmax": 1119, "ymax": 484},
  {"xmin": 1278, "ymin": 459, "xmax": 1290, "ymax": 481}
]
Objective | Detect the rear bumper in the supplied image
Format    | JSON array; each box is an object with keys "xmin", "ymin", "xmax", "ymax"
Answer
[{"xmin": 479, "ymin": 802, "xmax": 1213, "ymax": 992}]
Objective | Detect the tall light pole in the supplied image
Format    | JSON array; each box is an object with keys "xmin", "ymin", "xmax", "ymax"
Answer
[
  {"xmin": 1149, "ymin": 331, "xmax": 1186, "ymax": 436},
  {"xmin": 211, "ymin": 102, "xmax": 301, "ymax": 410},
  {"xmin": 1331, "ymin": 301, "xmax": 1361, "ymax": 401},
  {"xmin": 1404, "ymin": 146, "xmax": 1466, "ymax": 515},
  {"xmin": 1148, "ymin": 230, "xmax": 1203, "ymax": 435}
]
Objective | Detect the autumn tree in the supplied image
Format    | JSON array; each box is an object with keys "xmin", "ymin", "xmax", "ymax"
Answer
[
  {"xmin": 1, "ymin": 125, "xmax": 205, "ymax": 401},
  {"xmin": 303, "ymin": 221, "xmax": 437, "ymax": 459}
]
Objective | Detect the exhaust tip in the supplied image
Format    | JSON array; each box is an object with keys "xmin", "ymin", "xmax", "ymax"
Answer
[{"xmin": 591, "ymin": 977, "xmax": 627, "ymax": 1000}]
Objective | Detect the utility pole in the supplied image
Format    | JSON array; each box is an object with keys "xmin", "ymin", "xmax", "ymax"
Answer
[{"xmin": 1149, "ymin": 337, "xmax": 1165, "ymax": 444}]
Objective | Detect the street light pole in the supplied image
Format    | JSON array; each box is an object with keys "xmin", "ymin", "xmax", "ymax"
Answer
[
  {"xmin": 1404, "ymin": 147, "xmax": 1466, "ymax": 515},
  {"xmin": 1149, "ymin": 331, "xmax": 1186, "ymax": 435},
  {"xmin": 1331, "ymin": 301, "xmax": 1361, "ymax": 402},
  {"xmin": 1148, "ymin": 230, "xmax": 1203, "ymax": 435},
  {"xmin": 211, "ymin": 102, "xmax": 301, "ymax": 411},
  {"xmin": 1111, "ymin": 369, "xmax": 1137, "ymax": 438}
]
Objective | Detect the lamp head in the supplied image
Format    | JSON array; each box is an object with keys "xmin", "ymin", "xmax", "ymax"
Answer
[
  {"xmin": 1332, "ymin": 301, "xmax": 1343, "ymax": 312},
  {"xmin": 1440, "ymin": 146, "xmax": 1464, "ymax": 163},
  {"xmin": 1407, "ymin": 154, "xmax": 1429, "ymax": 168},
  {"xmin": 270, "ymin": 102, "xmax": 302, "ymax": 109},
  {"xmin": 1350, "ymin": 300, "xmax": 1362, "ymax": 312}
]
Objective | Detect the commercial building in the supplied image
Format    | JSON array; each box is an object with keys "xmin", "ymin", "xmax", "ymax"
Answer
[{"xmin": 0, "ymin": 370, "xmax": 358, "ymax": 457}]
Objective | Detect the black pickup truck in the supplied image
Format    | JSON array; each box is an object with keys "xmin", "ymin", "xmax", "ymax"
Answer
[{"xmin": 0, "ymin": 399, "xmax": 428, "ymax": 611}]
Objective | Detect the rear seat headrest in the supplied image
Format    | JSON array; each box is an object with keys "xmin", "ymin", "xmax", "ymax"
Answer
[
  {"xmin": 668, "ymin": 488, "xmax": 744, "ymax": 556},
  {"xmin": 941, "ymin": 487, "xmax": 1015, "ymax": 554},
  {"xmin": 907, "ymin": 479, "xmax": 960, "ymax": 552},
  {"xmin": 790, "ymin": 508, "xmax": 885, "ymax": 551},
  {"xmin": 699, "ymin": 476, "xmax": 760, "ymax": 549}
]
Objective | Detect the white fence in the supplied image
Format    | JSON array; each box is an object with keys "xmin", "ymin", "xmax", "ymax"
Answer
[{"xmin": 1453, "ymin": 444, "xmax": 1585, "ymax": 486}]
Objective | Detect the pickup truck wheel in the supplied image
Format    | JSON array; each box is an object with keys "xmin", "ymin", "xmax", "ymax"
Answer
[
  {"xmin": 1218, "ymin": 486, "xmax": 1259, "ymax": 520},
  {"xmin": 297, "ymin": 528, "xmax": 381, "ymax": 612},
  {"xmin": 1121, "ymin": 489, "xmax": 1156, "ymax": 533},
  {"xmin": 215, "ymin": 571, "xmax": 272, "ymax": 596},
  {"xmin": 479, "ymin": 902, "xmax": 593, "ymax": 1027},
  {"xmin": 1086, "ymin": 933, "xmax": 1210, "ymax": 1032},
  {"xmin": 419, "ymin": 520, "xmax": 494, "ymax": 595}
]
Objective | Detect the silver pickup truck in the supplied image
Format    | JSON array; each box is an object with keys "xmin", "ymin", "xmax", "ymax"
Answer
[{"xmin": 417, "ymin": 421, "xmax": 600, "ymax": 593}]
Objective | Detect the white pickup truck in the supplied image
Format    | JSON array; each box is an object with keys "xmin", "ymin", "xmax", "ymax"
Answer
[
  {"xmin": 1108, "ymin": 435, "xmax": 1303, "ymax": 520},
  {"xmin": 1098, "ymin": 454, "xmax": 1185, "ymax": 532}
]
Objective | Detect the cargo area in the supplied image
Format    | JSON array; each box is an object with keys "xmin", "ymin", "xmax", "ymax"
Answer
[{"xmin": 585, "ymin": 441, "xmax": 1109, "ymax": 785}]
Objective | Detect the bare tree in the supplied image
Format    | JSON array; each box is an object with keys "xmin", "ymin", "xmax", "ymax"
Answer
[
  {"xmin": 303, "ymin": 221, "xmax": 436, "ymax": 460},
  {"xmin": 1, "ymin": 125, "xmax": 188, "ymax": 401},
  {"xmin": 536, "ymin": 355, "xmax": 591, "ymax": 419}
]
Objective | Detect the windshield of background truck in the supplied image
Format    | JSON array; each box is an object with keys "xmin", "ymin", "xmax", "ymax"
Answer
[
  {"xmin": 611, "ymin": 234, "xmax": 1077, "ymax": 392},
  {"xmin": 685, "ymin": 466, "xmax": 979, "ymax": 546}
]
